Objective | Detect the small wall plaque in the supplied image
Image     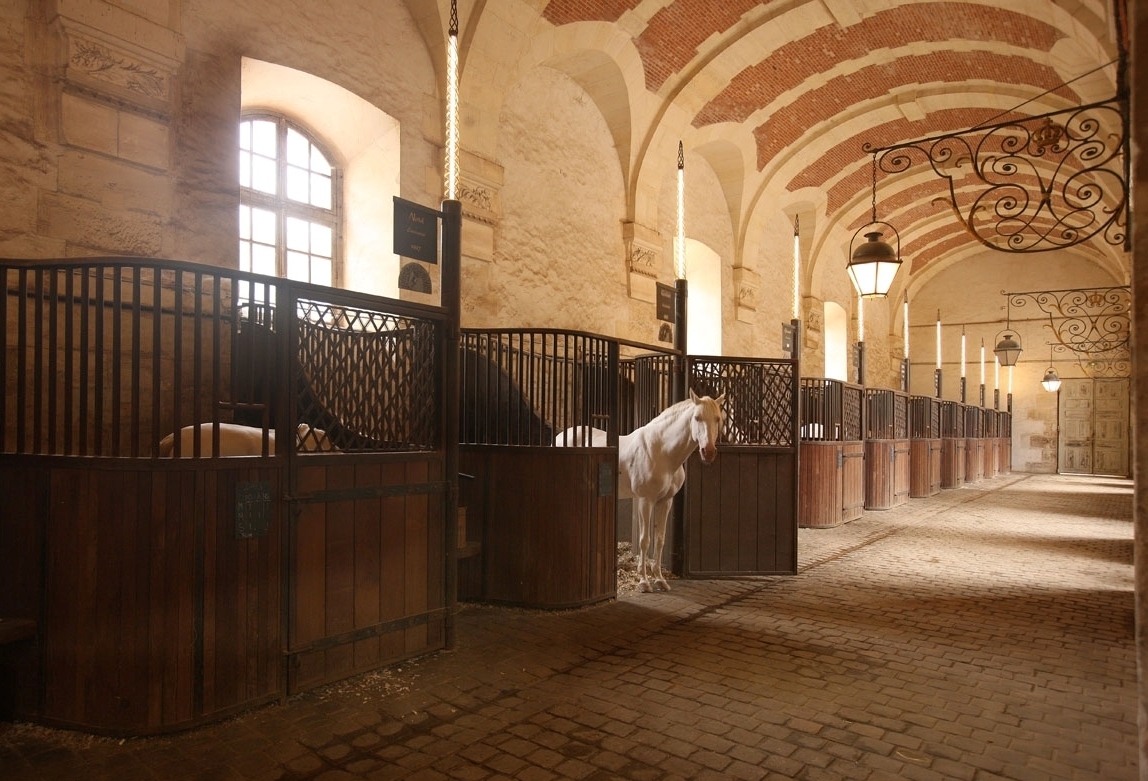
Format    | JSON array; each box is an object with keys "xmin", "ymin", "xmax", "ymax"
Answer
[
  {"xmin": 235, "ymin": 481, "xmax": 272, "ymax": 539},
  {"xmin": 393, "ymin": 197, "xmax": 440, "ymax": 264},
  {"xmin": 656, "ymin": 282, "xmax": 676, "ymax": 323}
]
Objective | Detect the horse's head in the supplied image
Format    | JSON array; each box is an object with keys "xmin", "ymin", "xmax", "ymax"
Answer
[{"xmin": 689, "ymin": 389, "xmax": 725, "ymax": 464}]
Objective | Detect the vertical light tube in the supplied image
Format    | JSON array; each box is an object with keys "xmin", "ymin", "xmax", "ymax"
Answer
[
  {"xmin": 935, "ymin": 310, "xmax": 941, "ymax": 369},
  {"xmin": 979, "ymin": 339, "xmax": 985, "ymax": 386},
  {"xmin": 444, "ymin": 0, "xmax": 460, "ymax": 200},
  {"xmin": 961, "ymin": 327, "xmax": 966, "ymax": 377},
  {"xmin": 676, "ymin": 142, "xmax": 686, "ymax": 279},
  {"xmin": 903, "ymin": 294, "xmax": 909, "ymax": 358},
  {"xmin": 792, "ymin": 216, "xmax": 800, "ymax": 320}
]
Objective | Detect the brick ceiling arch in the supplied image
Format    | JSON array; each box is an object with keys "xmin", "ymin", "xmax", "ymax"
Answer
[{"xmin": 535, "ymin": 0, "xmax": 1128, "ymax": 280}]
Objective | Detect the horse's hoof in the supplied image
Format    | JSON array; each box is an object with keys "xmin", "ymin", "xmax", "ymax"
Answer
[
  {"xmin": 656, "ymin": 580, "xmax": 671, "ymax": 592},
  {"xmin": 638, "ymin": 581, "xmax": 653, "ymax": 593}
]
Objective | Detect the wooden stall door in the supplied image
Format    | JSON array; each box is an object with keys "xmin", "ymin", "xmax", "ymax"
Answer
[
  {"xmin": 685, "ymin": 448, "xmax": 796, "ymax": 575},
  {"xmin": 286, "ymin": 455, "xmax": 447, "ymax": 694},
  {"xmin": 1058, "ymin": 378, "xmax": 1129, "ymax": 476}
]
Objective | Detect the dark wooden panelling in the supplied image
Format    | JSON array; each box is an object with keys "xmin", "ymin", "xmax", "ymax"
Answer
[
  {"xmin": 998, "ymin": 438, "xmax": 1012, "ymax": 474},
  {"xmin": 841, "ymin": 442, "xmax": 865, "ymax": 523},
  {"xmin": 0, "ymin": 460, "xmax": 283, "ymax": 735},
  {"xmin": 287, "ymin": 454, "xmax": 446, "ymax": 694},
  {"xmin": 909, "ymin": 439, "xmax": 942, "ymax": 498},
  {"xmin": 459, "ymin": 447, "xmax": 615, "ymax": 609},
  {"xmin": 985, "ymin": 439, "xmax": 1000, "ymax": 478},
  {"xmin": 799, "ymin": 442, "xmax": 844, "ymax": 528},
  {"xmin": 965, "ymin": 438, "xmax": 986, "ymax": 482},
  {"xmin": 941, "ymin": 438, "xmax": 966, "ymax": 488},
  {"xmin": 685, "ymin": 449, "xmax": 797, "ymax": 576},
  {"xmin": 865, "ymin": 439, "xmax": 910, "ymax": 510}
]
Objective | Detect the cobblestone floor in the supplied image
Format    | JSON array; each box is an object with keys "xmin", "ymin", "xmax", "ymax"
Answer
[{"xmin": 0, "ymin": 471, "xmax": 1136, "ymax": 780}]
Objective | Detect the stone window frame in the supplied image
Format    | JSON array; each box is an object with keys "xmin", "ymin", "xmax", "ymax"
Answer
[{"xmin": 239, "ymin": 112, "xmax": 343, "ymax": 286}]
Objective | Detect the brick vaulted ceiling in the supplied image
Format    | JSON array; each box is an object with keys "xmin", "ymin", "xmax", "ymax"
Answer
[{"xmin": 536, "ymin": 0, "xmax": 1129, "ymax": 278}]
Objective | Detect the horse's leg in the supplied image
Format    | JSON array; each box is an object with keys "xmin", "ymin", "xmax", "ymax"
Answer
[
  {"xmin": 635, "ymin": 497, "xmax": 654, "ymax": 593},
  {"xmin": 649, "ymin": 497, "xmax": 673, "ymax": 591}
]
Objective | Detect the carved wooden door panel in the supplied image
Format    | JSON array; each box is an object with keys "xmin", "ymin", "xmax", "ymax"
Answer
[{"xmin": 1058, "ymin": 378, "xmax": 1129, "ymax": 477}]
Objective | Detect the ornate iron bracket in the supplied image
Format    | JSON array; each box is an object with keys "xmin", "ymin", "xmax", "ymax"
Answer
[
  {"xmin": 1009, "ymin": 287, "xmax": 1130, "ymax": 378},
  {"xmin": 866, "ymin": 97, "xmax": 1129, "ymax": 253}
]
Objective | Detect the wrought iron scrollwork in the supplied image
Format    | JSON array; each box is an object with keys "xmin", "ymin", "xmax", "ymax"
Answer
[
  {"xmin": 868, "ymin": 98, "xmax": 1129, "ymax": 253},
  {"xmin": 1009, "ymin": 287, "xmax": 1130, "ymax": 378}
]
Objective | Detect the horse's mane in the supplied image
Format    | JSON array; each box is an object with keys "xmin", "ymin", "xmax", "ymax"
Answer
[{"xmin": 647, "ymin": 394, "xmax": 719, "ymax": 427}]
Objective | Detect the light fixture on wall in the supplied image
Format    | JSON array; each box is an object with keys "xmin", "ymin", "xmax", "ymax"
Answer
[
  {"xmin": 992, "ymin": 294, "xmax": 1023, "ymax": 367},
  {"xmin": 1041, "ymin": 345, "xmax": 1061, "ymax": 393},
  {"xmin": 847, "ymin": 154, "xmax": 902, "ymax": 298}
]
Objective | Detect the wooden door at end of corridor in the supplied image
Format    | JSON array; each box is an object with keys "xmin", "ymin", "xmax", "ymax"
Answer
[{"xmin": 1058, "ymin": 378, "xmax": 1129, "ymax": 477}]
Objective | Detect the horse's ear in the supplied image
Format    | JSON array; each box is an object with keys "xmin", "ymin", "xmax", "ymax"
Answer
[
  {"xmin": 689, "ymin": 388, "xmax": 699, "ymax": 403},
  {"xmin": 715, "ymin": 393, "xmax": 726, "ymax": 405}
]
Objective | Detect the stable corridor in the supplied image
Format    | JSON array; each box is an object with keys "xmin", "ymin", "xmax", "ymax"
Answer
[{"xmin": 0, "ymin": 472, "xmax": 1135, "ymax": 781}]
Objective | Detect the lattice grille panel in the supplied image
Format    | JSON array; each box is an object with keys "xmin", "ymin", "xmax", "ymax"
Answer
[
  {"xmin": 295, "ymin": 299, "xmax": 438, "ymax": 450},
  {"xmin": 940, "ymin": 401, "xmax": 966, "ymax": 437},
  {"xmin": 691, "ymin": 359, "xmax": 794, "ymax": 447}
]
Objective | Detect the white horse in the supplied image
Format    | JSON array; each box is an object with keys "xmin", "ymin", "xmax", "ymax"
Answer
[
  {"xmin": 556, "ymin": 389, "xmax": 725, "ymax": 592},
  {"xmin": 159, "ymin": 422, "xmax": 334, "ymax": 456}
]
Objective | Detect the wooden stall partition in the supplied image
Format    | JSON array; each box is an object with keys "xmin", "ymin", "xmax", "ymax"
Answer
[
  {"xmin": 4, "ymin": 458, "xmax": 283, "ymax": 735},
  {"xmin": 940, "ymin": 401, "xmax": 966, "ymax": 489},
  {"xmin": 685, "ymin": 357, "xmax": 798, "ymax": 576},
  {"xmin": 286, "ymin": 454, "xmax": 446, "ymax": 693},
  {"xmin": 460, "ymin": 448, "xmax": 615, "ymax": 608},
  {"xmin": 457, "ymin": 329, "xmax": 621, "ymax": 608},
  {"xmin": 864, "ymin": 388, "xmax": 910, "ymax": 510},
  {"xmin": 909, "ymin": 396, "xmax": 941, "ymax": 498},
  {"xmin": 1, "ymin": 258, "xmax": 452, "ymax": 734},
  {"xmin": 798, "ymin": 379, "xmax": 864, "ymax": 528},
  {"xmin": 998, "ymin": 411, "xmax": 1012, "ymax": 474},
  {"xmin": 965, "ymin": 406, "xmax": 985, "ymax": 483},
  {"xmin": 285, "ymin": 289, "xmax": 448, "ymax": 692}
]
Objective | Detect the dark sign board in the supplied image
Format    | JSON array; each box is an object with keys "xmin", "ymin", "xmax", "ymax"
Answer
[
  {"xmin": 656, "ymin": 282, "xmax": 676, "ymax": 323},
  {"xmin": 393, "ymin": 197, "xmax": 440, "ymax": 264},
  {"xmin": 781, "ymin": 322, "xmax": 795, "ymax": 353},
  {"xmin": 235, "ymin": 481, "xmax": 272, "ymax": 539}
]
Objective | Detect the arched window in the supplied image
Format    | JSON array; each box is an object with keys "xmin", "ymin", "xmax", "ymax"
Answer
[{"xmin": 239, "ymin": 115, "xmax": 340, "ymax": 285}]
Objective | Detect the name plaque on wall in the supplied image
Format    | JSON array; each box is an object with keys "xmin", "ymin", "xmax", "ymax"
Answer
[
  {"xmin": 393, "ymin": 197, "xmax": 440, "ymax": 264},
  {"xmin": 656, "ymin": 283, "xmax": 676, "ymax": 323}
]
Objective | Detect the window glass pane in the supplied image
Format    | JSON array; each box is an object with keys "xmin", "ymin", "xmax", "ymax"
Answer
[
  {"xmin": 239, "ymin": 121, "xmax": 252, "ymax": 151},
  {"xmin": 252, "ymin": 207, "xmax": 276, "ymax": 244},
  {"xmin": 312, "ymin": 257, "xmax": 332, "ymax": 287},
  {"xmin": 311, "ymin": 223, "xmax": 332, "ymax": 257},
  {"xmin": 251, "ymin": 120, "xmax": 277, "ymax": 157},
  {"xmin": 310, "ymin": 173, "xmax": 331, "ymax": 209},
  {"xmin": 286, "ymin": 165, "xmax": 309, "ymax": 203},
  {"xmin": 252, "ymin": 244, "xmax": 277, "ymax": 277},
  {"xmin": 239, "ymin": 150, "xmax": 251, "ymax": 188},
  {"xmin": 252, "ymin": 154, "xmax": 277, "ymax": 195},
  {"xmin": 286, "ymin": 217, "xmax": 310, "ymax": 252},
  {"xmin": 239, "ymin": 240, "xmax": 251, "ymax": 273},
  {"xmin": 238, "ymin": 204, "xmax": 251, "ymax": 240},
  {"xmin": 310, "ymin": 147, "xmax": 332, "ymax": 176},
  {"xmin": 286, "ymin": 250, "xmax": 310, "ymax": 282},
  {"xmin": 286, "ymin": 127, "xmax": 310, "ymax": 167}
]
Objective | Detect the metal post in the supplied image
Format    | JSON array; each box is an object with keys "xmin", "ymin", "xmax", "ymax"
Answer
[
  {"xmin": 440, "ymin": 199, "xmax": 461, "ymax": 650},
  {"xmin": 934, "ymin": 368, "xmax": 942, "ymax": 399},
  {"xmin": 671, "ymin": 278, "xmax": 688, "ymax": 575}
]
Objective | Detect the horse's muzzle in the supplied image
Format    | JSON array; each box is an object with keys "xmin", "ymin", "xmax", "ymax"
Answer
[{"xmin": 700, "ymin": 445, "xmax": 717, "ymax": 464}]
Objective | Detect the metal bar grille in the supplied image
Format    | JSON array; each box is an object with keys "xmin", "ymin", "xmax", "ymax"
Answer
[
  {"xmin": 799, "ymin": 378, "xmax": 863, "ymax": 442},
  {"xmin": 459, "ymin": 329, "xmax": 618, "ymax": 446},
  {"xmin": 1, "ymin": 258, "xmax": 446, "ymax": 457}
]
